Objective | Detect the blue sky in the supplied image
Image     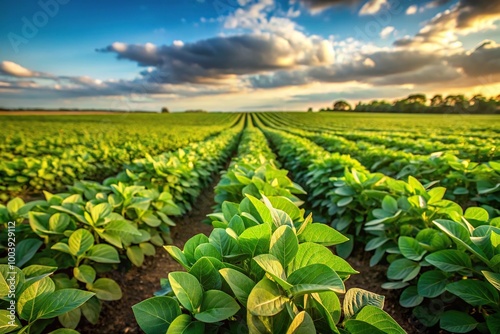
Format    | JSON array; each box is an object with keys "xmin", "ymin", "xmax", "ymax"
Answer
[{"xmin": 1, "ymin": 0, "xmax": 499, "ymax": 111}]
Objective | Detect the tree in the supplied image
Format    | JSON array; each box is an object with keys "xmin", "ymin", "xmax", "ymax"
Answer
[
  {"xmin": 333, "ymin": 100, "xmax": 352, "ymax": 111},
  {"xmin": 430, "ymin": 94, "xmax": 444, "ymax": 107},
  {"xmin": 469, "ymin": 94, "xmax": 497, "ymax": 114},
  {"xmin": 307, "ymin": 107, "xmax": 313, "ymax": 112},
  {"xmin": 161, "ymin": 107, "xmax": 170, "ymax": 113},
  {"xmin": 444, "ymin": 95, "xmax": 469, "ymax": 113},
  {"xmin": 393, "ymin": 94, "xmax": 427, "ymax": 113},
  {"xmin": 406, "ymin": 94, "xmax": 427, "ymax": 105}
]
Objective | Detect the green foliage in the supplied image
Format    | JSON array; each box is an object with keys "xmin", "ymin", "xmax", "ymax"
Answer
[
  {"xmin": 0, "ymin": 116, "xmax": 245, "ymax": 329},
  {"xmin": 0, "ymin": 264, "xmax": 94, "ymax": 333},
  {"xmin": 214, "ymin": 125, "xmax": 305, "ymax": 208},
  {"xmin": 134, "ymin": 119, "xmax": 401, "ymax": 333},
  {"xmin": 254, "ymin": 112, "xmax": 500, "ymax": 332},
  {"xmin": 138, "ymin": 195, "xmax": 401, "ymax": 333},
  {"xmin": 0, "ymin": 113, "xmax": 240, "ymax": 201}
]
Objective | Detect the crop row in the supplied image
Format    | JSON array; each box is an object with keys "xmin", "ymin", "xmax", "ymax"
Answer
[
  {"xmin": 132, "ymin": 118, "xmax": 405, "ymax": 333},
  {"xmin": 259, "ymin": 113, "xmax": 500, "ymax": 208},
  {"xmin": 254, "ymin": 114, "xmax": 500, "ymax": 333},
  {"xmin": 0, "ymin": 114, "xmax": 240, "ymax": 202},
  {"xmin": 271, "ymin": 112, "xmax": 500, "ymax": 140},
  {"xmin": 0, "ymin": 117, "xmax": 244, "ymax": 333},
  {"xmin": 263, "ymin": 112, "xmax": 499, "ymax": 162}
]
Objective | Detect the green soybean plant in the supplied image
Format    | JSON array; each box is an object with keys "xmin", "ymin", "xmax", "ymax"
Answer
[
  {"xmin": 327, "ymin": 169, "xmax": 389, "ymax": 258},
  {"xmin": 364, "ymin": 176, "xmax": 462, "ymax": 266},
  {"xmin": 0, "ymin": 264, "xmax": 94, "ymax": 334},
  {"xmin": 214, "ymin": 126, "xmax": 306, "ymax": 210},
  {"xmin": 133, "ymin": 195, "xmax": 405, "ymax": 333},
  {"xmin": 383, "ymin": 207, "xmax": 500, "ymax": 333}
]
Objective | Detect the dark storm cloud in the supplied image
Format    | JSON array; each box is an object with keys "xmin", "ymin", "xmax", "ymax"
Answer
[
  {"xmin": 369, "ymin": 62, "xmax": 462, "ymax": 86},
  {"xmin": 249, "ymin": 49, "xmax": 441, "ymax": 88},
  {"xmin": 297, "ymin": 0, "xmax": 360, "ymax": 10},
  {"xmin": 455, "ymin": 0, "xmax": 500, "ymax": 29},
  {"xmin": 98, "ymin": 33, "xmax": 333, "ymax": 85},
  {"xmin": 449, "ymin": 41, "xmax": 500, "ymax": 76},
  {"xmin": 394, "ymin": 0, "xmax": 500, "ymax": 48}
]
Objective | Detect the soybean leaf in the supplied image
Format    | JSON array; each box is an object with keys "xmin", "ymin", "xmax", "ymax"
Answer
[
  {"xmin": 57, "ymin": 307, "xmax": 81, "ymax": 329},
  {"xmin": 387, "ymin": 259, "xmax": 420, "ymax": 282},
  {"xmin": 168, "ymin": 272, "xmax": 203, "ymax": 312},
  {"xmin": 241, "ymin": 195, "xmax": 272, "ymax": 225},
  {"xmin": 127, "ymin": 246, "xmax": 145, "ymax": 267},
  {"xmin": 74, "ymin": 265, "xmax": 96, "ymax": 284},
  {"xmin": 22, "ymin": 265, "xmax": 57, "ymax": 282},
  {"xmin": 164, "ymin": 246, "xmax": 190, "ymax": 270},
  {"xmin": 17, "ymin": 276, "xmax": 55, "ymax": 321},
  {"xmin": 194, "ymin": 290, "xmax": 240, "ymax": 323},
  {"xmin": 440, "ymin": 310, "xmax": 478, "ymax": 333},
  {"xmin": 15, "ymin": 239, "xmax": 43, "ymax": 268},
  {"xmin": 239, "ymin": 224, "xmax": 272, "ymax": 257},
  {"xmin": 346, "ymin": 305, "xmax": 405, "ymax": 334},
  {"xmin": 417, "ymin": 270, "xmax": 448, "ymax": 298},
  {"xmin": 446, "ymin": 279, "xmax": 499, "ymax": 306},
  {"xmin": 398, "ymin": 237, "xmax": 426, "ymax": 261},
  {"xmin": 433, "ymin": 219, "xmax": 489, "ymax": 265},
  {"xmin": 253, "ymin": 254, "xmax": 292, "ymax": 291},
  {"xmin": 37, "ymin": 289, "xmax": 94, "ymax": 319},
  {"xmin": 247, "ymin": 277, "xmax": 288, "ymax": 316},
  {"xmin": 194, "ymin": 243, "xmax": 222, "ymax": 261},
  {"xmin": 132, "ymin": 296, "xmax": 181, "ymax": 334},
  {"xmin": 482, "ymin": 271, "xmax": 500, "ymax": 292},
  {"xmin": 189, "ymin": 257, "xmax": 222, "ymax": 291},
  {"xmin": 80, "ymin": 296, "xmax": 101, "ymax": 325},
  {"xmin": 286, "ymin": 311, "xmax": 315, "ymax": 334},
  {"xmin": 288, "ymin": 264, "xmax": 344, "ymax": 296},
  {"xmin": 219, "ymin": 268, "xmax": 256, "ymax": 306},
  {"xmin": 270, "ymin": 226, "xmax": 298, "ymax": 268},
  {"xmin": 399, "ymin": 286, "xmax": 423, "ymax": 308},
  {"xmin": 0, "ymin": 310, "xmax": 21, "ymax": 332},
  {"xmin": 425, "ymin": 250, "xmax": 471, "ymax": 272},
  {"xmin": 87, "ymin": 278, "xmax": 122, "ymax": 301},
  {"xmin": 167, "ymin": 314, "xmax": 204, "ymax": 334},
  {"xmin": 486, "ymin": 313, "xmax": 500, "ymax": 334},
  {"xmin": 382, "ymin": 196, "xmax": 398, "ymax": 214},
  {"xmin": 343, "ymin": 288, "xmax": 385, "ymax": 319},
  {"xmin": 68, "ymin": 229, "xmax": 94, "ymax": 257},
  {"xmin": 85, "ymin": 244, "xmax": 120, "ymax": 264},
  {"xmin": 183, "ymin": 234, "xmax": 209, "ymax": 264},
  {"xmin": 209, "ymin": 228, "xmax": 239, "ymax": 257},
  {"xmin": 289, "ymin": 242, "xmax": 358, "ymax": 278},
  {"xmin": 298, "ymin": 224, "xmax": 349, "ymax": 246},
  {"xmin": 311, "ymin": 291, "xmax": 341, "ymax": 326}
]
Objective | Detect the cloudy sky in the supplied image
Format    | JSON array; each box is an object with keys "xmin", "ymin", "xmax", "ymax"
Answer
[{"xmin": 1, "ymin": 0, "xmax": 500, "ymax": 111}]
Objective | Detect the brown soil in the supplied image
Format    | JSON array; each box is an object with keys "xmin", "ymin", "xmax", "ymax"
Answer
[{"xmin": 77, "ymin": 181, "xmax": 216, "ymax": 334}]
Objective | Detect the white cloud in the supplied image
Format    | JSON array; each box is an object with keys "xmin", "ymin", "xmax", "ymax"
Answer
[
  {"xmin": 406, "ymin": 5, "xmax": 418, "ymax": 15},
  {"xmin": 359, "ymin": 0, "xmax": 389, "ymax": 16},
  {"xmin": 0, "ymin": 61, "xmax": 36, "ymax": 77},
  {"xmin": 363, "ymin": 58, "xmax": 376, "ymax": 67},
  {"xmin": 380, "ymin": 26, "xmax": 395, "ymax": 39},
  {"xmin": 395, "ymin": 0, "xmax": 500, "ymax": 50},
  {"xmin": 173, "ymin": 40, "xmax": 184, "ymax": 47},
  {"xmin": 297, "ymin": 0, "xmax": 360, "ymax": 14}
]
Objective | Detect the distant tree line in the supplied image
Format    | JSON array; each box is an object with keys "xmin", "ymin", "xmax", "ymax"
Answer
[{"xmin": 311, "ymin": 94, "xmax": 500, "ymax": 114}]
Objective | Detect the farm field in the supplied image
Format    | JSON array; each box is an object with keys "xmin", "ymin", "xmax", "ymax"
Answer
[{"xmin": 1, "ymin": 112, "xmax": 499, "ymax": 334}]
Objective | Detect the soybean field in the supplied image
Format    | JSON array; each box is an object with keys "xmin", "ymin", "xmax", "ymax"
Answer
[{"xmin": 1, "ymin": 112, "xmax": 499, "ymax": 334}]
